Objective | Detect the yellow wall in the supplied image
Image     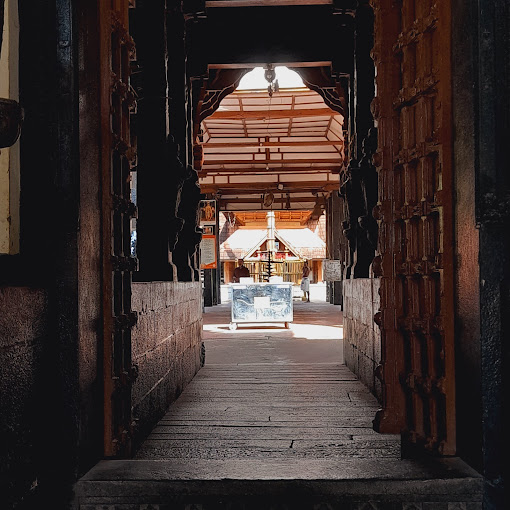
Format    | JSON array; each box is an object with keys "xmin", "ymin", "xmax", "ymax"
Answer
[{"xmin": 0, "ymin": 0, "xmax": 20, "ymax": 254}]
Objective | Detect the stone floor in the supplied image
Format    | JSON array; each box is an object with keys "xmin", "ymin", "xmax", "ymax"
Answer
[
  {"xmin": 74, "ymin": 292, "xmax": 483, "ymax": 509},
  {"xmin": 134, "ymin": 296, "xmax": 401, "ymax": 463}
]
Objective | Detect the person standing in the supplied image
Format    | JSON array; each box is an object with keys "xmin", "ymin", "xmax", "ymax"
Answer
[
  {"xmin": 232, "ymin": 258, "xmax": 250, "ymax": 282},
  {"xmin": 301, "ymin": 260, "xmax": 311, "ymax": 302}
]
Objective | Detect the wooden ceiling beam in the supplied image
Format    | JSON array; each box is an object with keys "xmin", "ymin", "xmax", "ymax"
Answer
[
  {"xmin": 201, "ymin": 181, "xmax": 338, "ymax": 194},
  {"xmin": 218, "ymin": 196, "xmax": 320, "ymax": 204},
  {"xmin": 208, "ymin": 62, "xmax": 332, "ymax": 70},
  {"xmin": 203, "ymin": 153, "xmax": 341, "ymax": 159},
  {"xmin": 206, "ymin": 1, "xmax": 332, "ymax": 7},
  {"xmin": 203, "ymin": 157, "xmax": 341, "ymax": 166},
  {"xmin": 201, "ymin": 170, "xmax": 340, "ymax": 177},
  {"xmin": 235, "ymin": 210, "xmax": 311, "ymax": 222},
  {"xmin": 203, "ymin": 140, "xmax": 343, "ymax": 148},
  {"xmin": 202, "ymin": 180, "xmax": 337, "ymax": 189},
  {"xmin": 201, "ymin": 166, "xmax": 341, "ymax": 175},
  {"xmin": 209, "ymin": 107, "xmax": 336, "ymax": 120},
  {"xmin": 206, "ymin": 119, "xmax": 330, "ymax": 126}
]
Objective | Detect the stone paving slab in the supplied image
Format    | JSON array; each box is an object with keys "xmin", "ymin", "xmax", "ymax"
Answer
[
  {"xmin": 159, "ymin": 409, "xmax": 380, "ymax": 419},
  {"xmin": 134, "ymin": 439, "xmax": 402, "ymax": 460},
  {"xmin": 132, "ymin": 439, "xmax": 401, "ymax": 449},
  {"xmin": 148, "ymin": 427, "xmax": 382, "ymax": 441}
]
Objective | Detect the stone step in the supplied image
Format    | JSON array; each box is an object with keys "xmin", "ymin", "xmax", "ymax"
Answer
[
  {"xmin": 74, "ymin": 457, "xmax": 482, "ymax": 509},
  {"xmin": 75, "ymin": 302, "xmax": 483, "ymax": 509}
]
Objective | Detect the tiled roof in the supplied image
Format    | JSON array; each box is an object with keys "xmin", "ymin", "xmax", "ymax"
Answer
[
  {"xmin": 220, "ymin": 229, "xmax": 267, "ymax": 260},
  {"xmin": 220, "ymin": 228, "xmax": 325, "ymax": 261},
  {"xmin": 277, "ymin": 228, "xmax": 326, "ymax": 260}
]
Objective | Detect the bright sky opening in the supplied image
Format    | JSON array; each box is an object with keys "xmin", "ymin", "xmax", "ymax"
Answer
[{"xmin": 237, "ymin": 66, "xmax": 305, "ymax": 90}]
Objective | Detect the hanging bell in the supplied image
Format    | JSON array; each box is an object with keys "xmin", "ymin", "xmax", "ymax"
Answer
[{"xmin": 264, "ymin": 65, "xmax": 276, "ymax": 83}]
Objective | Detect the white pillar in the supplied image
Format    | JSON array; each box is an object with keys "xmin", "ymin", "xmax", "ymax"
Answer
[{"xmin": 0, "ymin": 0, "xmax": 20, "ymax": 255}]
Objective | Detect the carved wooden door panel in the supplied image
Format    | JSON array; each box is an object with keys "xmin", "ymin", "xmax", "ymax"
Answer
[
  {"xmin": 371, "ymin": 0, "xmax": 455, "ymax": 455},
  {"xmin": 99, "ymin": 0, "xmax": 138, "ymax": 457}
]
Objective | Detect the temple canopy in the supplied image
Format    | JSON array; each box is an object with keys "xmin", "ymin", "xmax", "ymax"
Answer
[{"xmin": 220, "ymin": 227, "xmax": 325, "ymax": 261}]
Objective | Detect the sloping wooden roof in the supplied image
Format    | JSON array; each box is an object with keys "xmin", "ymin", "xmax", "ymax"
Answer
[
  {"xmin": 220, "ymin": 227, "xmax": 326, "ymax": 260},
  {"xmin": 219, "ymin": 229, "xmax": 267, "ymax": 260},
  {"xmin": 199, "ymin": 84, "xmax": 343, "ymax": 211}
]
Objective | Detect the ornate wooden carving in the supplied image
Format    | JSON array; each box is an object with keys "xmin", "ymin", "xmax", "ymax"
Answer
[
  {"xmin": 172, "ymin": 165, "xmax": 202, "ymax": 281},
  {"xmin": 337, "ymin": 4, "xmax": 377, "ymax": 279},
  {"xmin": 165, "ymin": 135, "xmax": 186, "ymax": 256},
  {"xmin": 343, "ymin": 128, "xmax": 378, "ymax": 278},
  {"xmin": 371, "ymin": 0, "xmax": 456, "ymax": 456},
  {"xmin": 192, "ymin": 68, "xmax": 249, "ymax": 171},
  {"xmin": 195, "ymin": 69, "xmax": 249, "ymax": 129},
  {"xmin": 290, "ymin": 66, "xmax": 346, "ymax": 116}
]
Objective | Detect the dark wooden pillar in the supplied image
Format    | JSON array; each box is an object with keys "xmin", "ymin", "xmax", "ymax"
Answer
[
  {"xmin": 326, "ymin": 192, "xmax": 344, "ymax": 305},
  {"xmin": 453, "ymin": 0, "xmax": 508, "ymax": 504},
  {"xmin": 353, "ymin": 1, "xmax": 377, "ymax": 277},
  {"xmin": 131, "ymin": 0, "xmax": 178, "ymax": 280},
  {"xmin": 211, "ymin": 207, "xmax": 220, "ymax": 304},
  {"xmin": 203, "ymin": 268, "xmax": 213, "ymax": 307},
  {"xmin": 50, "ymin": 0, "xmax": 80, "ymax": 502},
  {"xmin": 354, "ymin": 1, "xmax": 375, "ymax": 159},
  {"xmin": 165, "ymin": 5, "xmax": 202, "ymax": 281},
  {"xmin": 215, "ymin": 204, "xmax": 221, "ymax": 304},
  {"xmin": 339, "ymin": 1, "xmax": 377, "ymax": 279},
  {"xmin": 173, "ymin": 167, "xmax": 202, "ymax": 281}
]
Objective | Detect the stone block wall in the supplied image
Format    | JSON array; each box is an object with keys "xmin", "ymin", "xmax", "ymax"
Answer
[
  {"xmin": 343, "ymin": 277, "xmax": 382, "ymax": 401},
  {"xmin": 131, "ymin": 281, "xmax": 203, "ymax": 443},
  {"xmin": 0, "ymin": 286, "xmax": 48, "ymax": 507}
]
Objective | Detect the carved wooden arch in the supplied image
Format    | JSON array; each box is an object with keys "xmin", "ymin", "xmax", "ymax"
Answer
[
  {"xmin": 194, "ymin": 66, "xmax": 347, "ymax": 130},
  {"xmin": 193, "ymin": 69, "xmax": 249, "ymax": 140},
  {"xmin": 288, "ymin": 66, "xmax": 347, "ymax": 116},
  {"xmin": 193, "ymin": 66, "xmax": 347, "ymax": 171},
  {"xmin": 192, "ymin": 69, "xmax": 249, "ymax": 170}
]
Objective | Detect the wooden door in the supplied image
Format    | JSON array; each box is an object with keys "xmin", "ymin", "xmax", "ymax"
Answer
[
  {"xmin": 99, "ymin": 0, "xmax": 138, "ymax": 457},
  {"xmin": 371, "ymin": 0, "xmax": 456, "ymax": 456}
]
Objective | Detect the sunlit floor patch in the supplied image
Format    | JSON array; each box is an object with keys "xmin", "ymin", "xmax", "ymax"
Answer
[{"xmin": 203, "ymin": 322, "xmax": 343, "ymax": 340}]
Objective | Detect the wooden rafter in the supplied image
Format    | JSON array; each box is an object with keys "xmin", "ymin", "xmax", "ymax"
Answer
[
  {"xmin": 203, "ymin": 158, "xmax": 341, "ymax": 166},
  {"xmin": 200, "ymin": 84, "xmax": 343, "ymax": 210},
  {"xmin": 201, "ymin": 166, "xmax": 341, "ymax": 175},
  {"xmin": 219, "ymin": 196, "xmax": 319, "ymax": 204},
  {"xmin": 235, "ymin": 210, "xmax": 312, "ymax": 222},
  {"xmin": 289, "ymin": 93, "xmax": 295, "ymax": 138},
  {"xmin": 201, "ymin": 181, "xmax": 338, "ymax": 194},
  {"xmin": 205, "ymin": 0, "xmax": 332, "ymax": 7},
  {"xmin": 207, "ymin": 119, "xmax": 331, "ymax": 126},
  {"xmin": 209, "ymin": 107, "xmax": 336, "ymax": 120},
  {"xmin": 203, "ymin": 140, "xmax": 343, "ymax": 148}
]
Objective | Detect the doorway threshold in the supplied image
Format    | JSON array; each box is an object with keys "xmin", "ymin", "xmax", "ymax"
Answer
[{"xmin": 75, "ymin": 456, "xmax": 482, "ymax": 508}]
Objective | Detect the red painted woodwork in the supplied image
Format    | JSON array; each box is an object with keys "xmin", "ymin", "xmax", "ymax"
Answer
[{"xmin": 371, "ymin": 0, "xmax": 456, "ymax": 456}]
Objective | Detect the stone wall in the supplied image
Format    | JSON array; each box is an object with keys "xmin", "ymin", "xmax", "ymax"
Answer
[
  {"xmin": 343, "ymin": 277, "xmax": 381, "ymax": 401},
  {"xmin": 131, "ymin": 281, "xmax": 203, "ymax": 443},
  {"xmin": 0, "ymin": 286, "xmax": 48, "ymax": 507}
]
